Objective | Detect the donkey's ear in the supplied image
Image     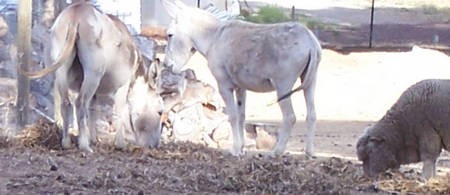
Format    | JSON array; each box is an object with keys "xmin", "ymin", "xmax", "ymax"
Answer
[
  {"xmin": 173, "ymin": 0, "xmax": 188, "ymax": 9},
  {"xmin": 161, "ymin": 0, "xmax": 188, "ymax": 19},
  {"xmin": 161, "ymin": 0, "xmax": 180, "ymax": 19}
]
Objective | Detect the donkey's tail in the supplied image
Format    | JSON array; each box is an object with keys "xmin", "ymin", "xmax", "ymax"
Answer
[
  {"xmin": 275, "ymin": 36, "xmax": 321, "ymax": 103},
  {"xmin": 18, "ymin": 22, "xmax": 78, "ymax": 79}
]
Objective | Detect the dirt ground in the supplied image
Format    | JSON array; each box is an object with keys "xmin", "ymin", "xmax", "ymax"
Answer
[
  {"xmin": 1, "ymin": 48, "xmax": 449, "ymax": 194},
  {"xmin": 1, "ymin": 1, "xmax": 450, "ymax": 194},
  {"xmin": 186, "ymin": 47, "xmax": 450, "ymax": 167}
]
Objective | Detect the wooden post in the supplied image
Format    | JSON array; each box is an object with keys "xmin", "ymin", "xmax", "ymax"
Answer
[{"xmin": 16, "ymin": 0, "xmax": 32, "ymax": 127}]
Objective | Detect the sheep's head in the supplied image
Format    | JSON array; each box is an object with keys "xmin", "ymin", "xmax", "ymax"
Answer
[{"xmin": 356, "ymin": 126, "xmax": 399, "ymax": 177}]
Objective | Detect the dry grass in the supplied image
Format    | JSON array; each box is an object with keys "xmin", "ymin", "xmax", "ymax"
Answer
[
  {"xmin": 376, "ymin": 171, "xmax": 450, "ymax": 193},
  {"xmin": 16, "ymin": 119, "xmax": 63, "ymax": 150},
  {"xmin": 0, "ymin": 120, "xmax": 447, "ymax": 194}
]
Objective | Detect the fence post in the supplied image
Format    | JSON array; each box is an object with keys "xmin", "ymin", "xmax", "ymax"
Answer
[
  {"xmin": 16, "ymin": 0, "xmax": 32, "ymax": 127},
  {"xmin": 369, "ymin": 0, "xmax": 375, "ymax": 48},
  {"xmin": 291, "ymin": 6, "xmax": 295, "ymax": 21}
]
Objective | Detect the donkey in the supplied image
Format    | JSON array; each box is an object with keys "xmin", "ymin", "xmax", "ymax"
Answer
[
  {"xmin": 22, "ymin": 2, "xmax": 163, "ymax": 152},
  {"xmin": 161, "ymin": 0, "xmax": 321, "ymax": 156}
]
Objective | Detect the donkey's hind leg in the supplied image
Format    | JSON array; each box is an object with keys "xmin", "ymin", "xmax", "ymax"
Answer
[
  {"xmin": 272, "ymin": 92, "xmax": 296, "ymax": 156},
  {"xmin": 88, "ymin": 95, "xmax": 100, "ymax": 145},
  {"xmin": 303, "ymin": 77, "xmax": 317, "ymax": 157},
  {"xmin": 75, "ymin": 47, "xmax": 106, "ymax": 152},
  {"xmin": 76, "ymin": 72, "xmax": 103, "ymax": 153},
  {"xmin": 55, "ymin": 77, "xmax": 74, "ymax": 150}
]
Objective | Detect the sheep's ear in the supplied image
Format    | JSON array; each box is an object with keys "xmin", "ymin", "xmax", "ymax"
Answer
[{"xmin": 362, "ymin": 124, "xmax": 374, "ymax": 135}]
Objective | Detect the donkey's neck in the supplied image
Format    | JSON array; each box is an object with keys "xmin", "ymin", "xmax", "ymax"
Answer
[{"xmin": 189, "ymin": 16, "xmax": 220, "ymax": 57}]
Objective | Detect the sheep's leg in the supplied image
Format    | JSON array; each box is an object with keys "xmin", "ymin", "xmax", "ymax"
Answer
[{"xmin": 422, "ymin": 158, "xmax": 437, "ymax": 179}]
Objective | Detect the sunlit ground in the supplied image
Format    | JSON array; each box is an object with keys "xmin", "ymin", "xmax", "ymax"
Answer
[
  {"xmin": 185, "ymin": 47, "xmax": 450, "ymax": 122},
  {"xmin": 184, "ymin": 47, "xmax": 450, "ymax": 174}
]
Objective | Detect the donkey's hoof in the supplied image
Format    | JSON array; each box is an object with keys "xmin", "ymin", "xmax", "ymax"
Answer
[
  {"xmin": 79, "ymin": 139, "xmax": 93, "ymax": 153},
  {"xmin": 79, "ymin": 145, "xmax": 94, "ymax": 153},
  {"xmin": 271, "ymin": 143, "xmax": 287, "ymax": 157},
  {"xmin": 305, "ymin": 151, "xmax": 316, "ymax": 159},
  {"xmin": 61, "ymin": 137, "xmax": 72, "ymax": 149},
  {"xmin": 114, "ymin": 138, "xmax": 126, "ymax": 150},
  {"xmin": 229, "ymin": 147, "xmax": 245, "ymax": 157},
  {"xmin": 305, "ymin": 147, "xmax": 315, "ymax": 158},
  {"xmin": 90, "ymin": 136, "xmax": 98, "ymax": 145},
  {"xmin": 269, "ymin": 149, "xmax": 284, "ymax": 158}
]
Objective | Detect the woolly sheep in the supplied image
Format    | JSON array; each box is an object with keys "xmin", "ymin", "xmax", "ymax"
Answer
[{"xmin": 357, "ymin": 79, "xmax": 450, "ymax": 179}]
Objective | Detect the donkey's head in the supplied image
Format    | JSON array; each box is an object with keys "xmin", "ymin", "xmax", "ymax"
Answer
[
  {"xmin": 161, "ymin": 0, "xmax": 219, "ymax": 73},
  {"xmin": 165, "ymin": 22, "xmax": 196, "ymax": 73},
  {"xmin": 161, "ymin": 0, "xmax": 196, "ymax": 73}
]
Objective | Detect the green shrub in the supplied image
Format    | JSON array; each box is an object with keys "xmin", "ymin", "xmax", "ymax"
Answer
[
  {"xmin": 297, "ymin": 14, "xmax": 324, "ymax": 30},
  {"xmin": 422, "ymin": 4, "xmax": 439, "ymax": 14},
  {"xmin": 241, "ymin": 5, "xmax": 340, "ymax": 32},
  {"xmin": 243, "ymin": 5, "xmax": 290, "ymax": 24}
]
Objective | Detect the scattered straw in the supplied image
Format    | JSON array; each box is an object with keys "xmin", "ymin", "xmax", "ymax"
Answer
[{"xmin": 17, "ymin": 119, "xmax": 62, "ymax": 150}]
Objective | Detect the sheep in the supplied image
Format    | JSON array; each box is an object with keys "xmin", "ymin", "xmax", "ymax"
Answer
[{"xmin": 357, "ymin": 79, "xmax": 450, "ymax": 179}]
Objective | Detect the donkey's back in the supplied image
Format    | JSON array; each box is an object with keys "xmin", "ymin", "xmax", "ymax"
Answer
[{"xmin": 208, "ymin": 20, "xmax": 321, "ymax": 93}]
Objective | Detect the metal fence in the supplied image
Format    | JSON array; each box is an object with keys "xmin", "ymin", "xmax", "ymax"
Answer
[{"xmin": 254, "ymin": 0, "xmax": 450, "ymax": 52}]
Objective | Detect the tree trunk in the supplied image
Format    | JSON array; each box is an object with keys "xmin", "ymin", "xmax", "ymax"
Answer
[
  {"xmin": 55, "ymin": 0, "xmax": 70, "ymax": 16},
  {"xmin": 16, "ymin": 0, "xmax": 32, "ymax": 127},
  {"xmin": 40, "ymin": 0, "xmax": 56, "ymax": 28},
  {"xmin": 32, "ymin": 0, "xmax": 42, "ymax": 25}
]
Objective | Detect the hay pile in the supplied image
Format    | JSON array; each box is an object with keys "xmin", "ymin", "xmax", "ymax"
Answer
[
  {"xmin": 376, "ymin": 171, "xmax": 450, "ymax": 194},
  {"xmin": 16, "ymin": 119, "xmax": 62, "ymax": 150},
  {"xmin": 0, "ymin": 134, "xmax": 12, "ymax": 148},
  {"xmin": 4, "ymin": 120, "xmax": 449, "ymax": 194},
  {"xmin": 80, "ymin": 142, "xmax": 373, "ymax": 194}
]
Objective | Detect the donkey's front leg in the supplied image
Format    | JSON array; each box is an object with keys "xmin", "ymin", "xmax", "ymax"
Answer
[
  {"xmin": 218, "ymin": 86, "xmax": 244, "ymax": 156},
  {"xmin": 235, "ymin": 88, "xmax": 246, "ymax": 150}
]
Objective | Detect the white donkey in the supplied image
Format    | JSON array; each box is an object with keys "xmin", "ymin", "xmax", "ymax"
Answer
[{"xmin": 161, "ymin": 0, "xmax": 321, "ymax": 156}]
